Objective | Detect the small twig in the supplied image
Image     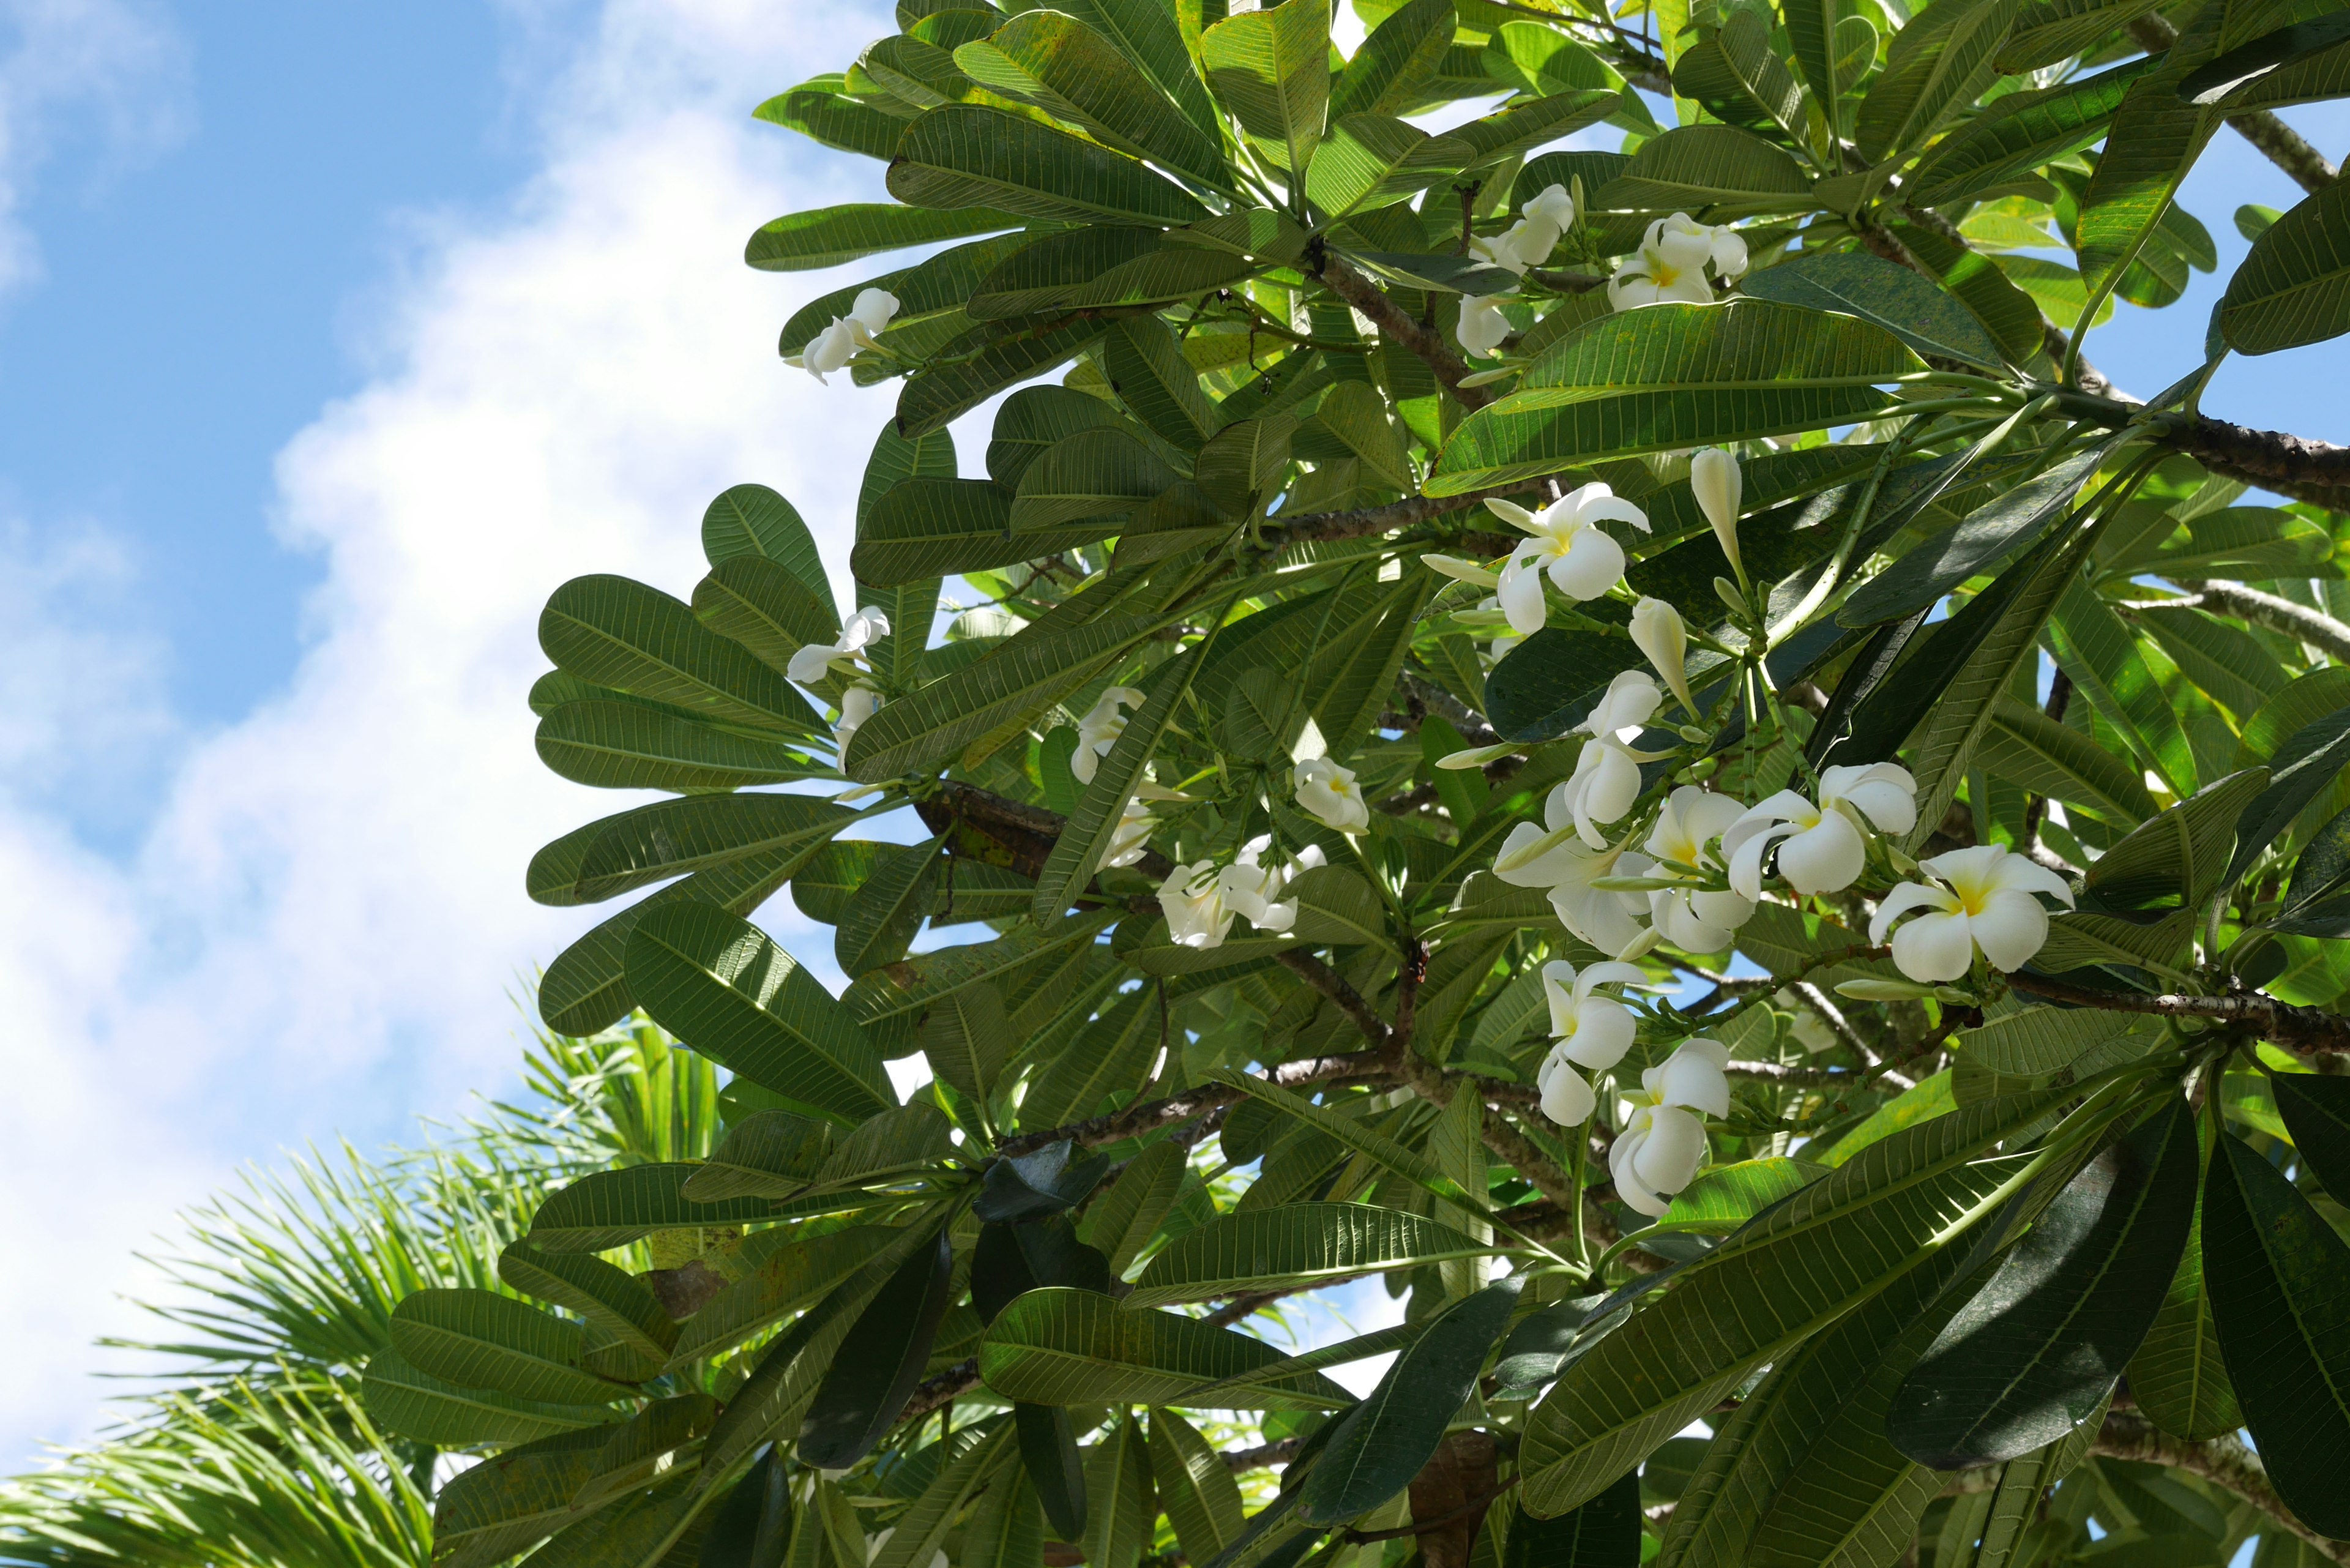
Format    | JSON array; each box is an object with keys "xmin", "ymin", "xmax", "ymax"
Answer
[
  {"xmin": 1789, "ymin": 980, "xmax": 1914, "ymax": 1090},
  {"xmin": 2154, "ymin": 581, "xmax": 2350, "ymax": 665},
  {"xmin": 1277, "ymin": 949, "xmax": 1398, "ymax": 1055},
  {"xmin": 2007, "ymin": 972, "xmax": 2350, "ymax": 1056},
  {"xmin": 1223, "ymin": 1436, "xmax": 1303, "ymax": 1473},
  {"xmin": 1312, "ymin": 247, "xmax": 1493, "ymax": 411}
]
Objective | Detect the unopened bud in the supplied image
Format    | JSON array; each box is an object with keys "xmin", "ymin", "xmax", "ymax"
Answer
[
  {"xmin": 1713, "ymin": 577, "xmax": 1747, "ymax": 618},
  {"xmin": 1835, "ymin": 977, "xmax": 1936, "ymax": 1001},
  {"xmin": 1932, "ymin": 986, "xmax": 1980, "ymax": 1005},
  {"xmin": 1677, "ymin": 724, "xmax": 1710, "ymax": 742}
]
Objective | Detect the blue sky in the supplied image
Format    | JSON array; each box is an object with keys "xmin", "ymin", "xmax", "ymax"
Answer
[{"xmin": 0, "ymin": 0, "xmax": 2344, "ymax": 1469}]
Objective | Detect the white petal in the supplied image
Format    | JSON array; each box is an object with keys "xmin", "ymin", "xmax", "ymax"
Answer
[
  {"xmin": 1658, "ymin": 1047, "xmax": 1729, "ymax": 1118},
  {"xmin": 1498, "ymin": 559, "xmax": 1549, "ymax": 634},
  {"xmin": 1983, "ymin": 849, "xmax": 2078, "ymax": 908},
  {"xmin": 1970, "ymin": 889, "xmax": 2051, "ymax": 971},
  {"xmin": 1891, "ymin": 910, "xmax": 1977, "ymax": 984},
  {"xmin": 1775, "ymin": 812, "xmax": 1866, "ymax": 895},
  {"xmin": 1726, "ymin": 821, "xmax": 1796, "ymax": 903},
  {"xmin": 1493, "ymin": 821, "xmax": 1577, "ymax": 889},
  {"xmin": 1920, "ymin": 844, "xmax": 2010, "ymax": 900},
  {"xmin": 1632, "ymin": 1105, "xmax": 1707, "ymax": 1195},
  {"xmin": 1484, "ymin": 498, "xmax": 1542, "ymax": 532},
  {"xmin": 1540, "ymin": 1062, "xmax": 1596, "ymax": 1125},
  {"xmin": 788, "ymin": 644, "xmax": 838, "ymax": 684},
  {"xmin": 1548, "ymin": 528, "xmax": 1627, "ymax": 600},
  {"xmin": 1869, "ymin": 880, "xmax": 1960, "ymax": 943},
  {"xmin": 1559, "ymin": 997, "xmax": 1636, "ymax": 1069}
]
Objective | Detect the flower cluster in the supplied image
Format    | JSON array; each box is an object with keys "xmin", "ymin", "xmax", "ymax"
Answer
[
  {"xmin": 1157, "ymin": 838, "xmax": 1326, "ymax": 949},
  {"xmin": 785, "ymin": 288, "xmax": 901, "ymax": 383},
  {"xmin": 1608, "ymin": 215, "xmax": 1749, "ymax": 310},
  {"xmin": 788, "ymin": 608, "xmax": 892, "ymax": 744},
  {"xmin": 1458, "ymin": 184, "xmax": 1575, "ymax": 359},
  {"xmin": 1072, "ymin": 686, "xmax": 1147, "ymax": 784}
]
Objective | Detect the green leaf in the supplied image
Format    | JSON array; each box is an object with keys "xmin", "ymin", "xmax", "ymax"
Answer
[
  {"xmin": 700, "ymin": 1451, "xmax": 791, "ymax": 1568},
  {"xmin": 1781, "ymin": 0, "xmax": 1847, "ymax": 140},
  {"xmin": 499, "ymin": 1241, "xmax": 677, "ymax": 1365},
  {"xmin": 1743, "ymin": 250, "xmax": 2006, "ymax": 372},
  {"xmin": 966, "ymin": 1467, "xmax": 1046, "ymax": 1568},
  {"xmin": 1016, "ymin": 1403, "xmax": 1089, "ymax": 1540},
  {"xmin": 433, "ymin": 1428, "xmax": 621, "ymax": 1568},
  {"xmin": 1887, "ymin": 1099, "xmax": 2199, "ymax": 1467},
  {"xmin": 1999, "ymin": 0, "xmax": 2162, "ymax": 71},
  {"xmin": 844, "ymin": 613, "xmax": 1160, "ymax": 782},
  {"xmin": 569, "ymin": 1393, "xmax": 720, "ymax": 1513},
  {"xmin": 529, "ymin": 793, "xmax": 857, "ymax": 907},
  {"xmin": 1890, "ymin": 215, "xmax": 2051, "ymax": 368},
  {"xmin": 2072, "ymin": 78, "xmax": 2217, "ymax": 336},
  {"xmin": 877, "ymin": 1422, "xmax": 1015, "ymax": 1568},
  {"xmin": 2226, "ymin": 706, "xmax": 2350, "ymax": 887},
  {"xmin": 2274, "ymin": 1070, "xmax": 2350, "ymax": 1201},
  {"xmin": 1207, "ymin": 1071, "xmax": 1479, "ymax": 1210},
  {"xmin": 1330, "ymin": 0, "xmax": 1457, "ymax": 121},
  {"xmin": 1838, "ymin": 444, "xmax": 2113, "ymax": 628},
  {"xmin": 693, "ymin": 556, "xmax": 844, "ymax": 682},
  {"xmin": 844, "ymin": 910, "xmax": 1119, "ymax": 1028},
  {"xmin": 2223, "ymin": 177, "xmax": 2350, "ymax": 353},
  {"xmin": 535, "ymin": 702, "xmax": 828, "ymax": 793},
  {"xmin": 1053, "ymin": 0, "xmax": 1221, "ymax": 138},
  {"xmin": 745, "ymin": 203, "xmax": 1023, "ymax": 271},
  {"xmin": 2146, "ymin": 506, "xmax": 2333, "ymax": 580},
  {"xmin": 1299, "ymin": 1278, "xmax": 1521, "ymax": 1523},
  {"xmin": 1017, "ymin": 990, "xmax": 1163, "ymax": 1133},
  {"xmin": 1975, "ymin": 695, "xmax": 2158, "ymax": 826},
  {"xmin": 1647, "ymin": 1157, "xmax": 1826, "ymax": 1238},
  {"xmin": 1083, "ymin": 1414, "xmax": 1154, "ymax": 1568},
  {"xmin": 854, "ymin": 477, "xmax": 1119, "ymax": 588},
  {"xmin": 971, "ymin": 229, "xmax": 1255, "ymax": 321},
  {"xmin": 666, "ymin": 1226, "xmax": 885, "ymax": 1370},
  {"xmin": 1306, "ymin": 564, "xmax": 1439, "ymax": 759},
  {"xmin": 1035, "ymin": 647, "xmax": 1200, "ymax": 923},
  {"xmin": 2201, "ymin": 1130, "xmax": 2350, "ymax": 1540},
  {"xmin": 1201, "ymin": 0, "xmax": 1330, "ymax": 176},
  {"xmin": 800, "ymin": 1227, "xmax": 958, "ymax": 1468},
  {"xmin": 2082, "ymin": 767, "xmax": 2269, "ymax": 913},
  {"xmin": 627, "ymin": 903, "xmax": 895, "ymax": 1126},
  {"xmin": 1103, "ymin": 316, "xmax": 1220, "ymax": 452},
  {"xmin": 1149, "ymin": 1408, "xmax": 1247, "ymax": 1566},
  {"xmin": 1509, "ymin": 1473, "xmax": 1639, "ymax": 1565},
  {"xmin": 1813, "ymin": 1071, "xmax": 1958, "ymax": 1169},
  {"xmin": 1673, "ymin": 12, "xmax": 1808, "ymax": 142},
  {"xmin": 1306, "ymin": 381, "xmax": 1413, "ymax": 491},
  {"xmin": 837, "ymin": 835, "xmax": 947, "ymax": 977},
  {"xmin": 1520, "ymin": 1092, "xmax": 2059, "ymax": 1514},
  {"xmin": 1428, "ymin": 301, "xmax": 1921, "ymax": 496},
  {"xmin": 389, "ymin": 1288, "xmax": 625, "ymax": 1408},
  {"xmin": 540, "ymin": 574, "xmax": 822, "ymax": 737},
  {"xmin": 1855, "ymin": 0, "xmax": 2018, "ymax": 162},
  {"xmin": 525, "ymin": 1163, "xmax": 784, "ymax": 1254},
  {"xmin": 1127, "ymin": 1204, "xmax": 1493, "ymax": 1308},
  {"xmin": 920, "ymin": 980, "xmax": 1012, "ymax": 1111},
  {"xmin": 1958, "ymin": 996, "xmax": 2145, "ymax": 1076},
  {"xmin": 1288, "ymin": 865, "xmax": 1389, "ymax": 947},
  {"xmin": 1593, "ymin": 124, "xmax": 1813, "ymax": 215},
  {"xmin": 888, "ymin": 104, "xmax": 1209, "ymax": 226},
  {"xmin": 757, "ymin": 76, "xmax": 910, "ymax": 162},
  {"xmin": 1012, "ymin": 428, "xmax": 1177, "ymax": 531},
  {"xmin": 360, "ymin": 1351, "xmax": 615, "ymax": 1447},
  {"xmin": 703, "ymin": 483, "xmax": 835, "ymax": 618},
  {"xmin": 2127, "ymin": 1145, "xmax": 2243, "ymax": 1443},
  {"xmin": 980, "ymin": 1288, "xmax": 1356, "ymax": 1408},
  {"xmin": 1909, "ymin": 58, "xmax": 2152, "ymax": 207},
  {"xmin": 899, "ymin": 315, "xmax": 1110, "ymax": 438},
  {"xmin": 957, "ymin": 13, "xmax": 1228, "ymax": 186},
  {"xmin": 990, "ymin": 385, "xmax": 1133, "ymax": 490}
]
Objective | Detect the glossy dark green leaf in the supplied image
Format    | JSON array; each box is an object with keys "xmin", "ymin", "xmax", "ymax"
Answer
[
  {"xmin": 1298, "ymin": 1278, "xmax": 1521, "ymax": 1523},
  {"xmin": 700, "ymin": 1449, "xmax": 791, "ymax": 1568},
  {"xmin": 1509, "ymin": 1471, "xmax": 1639, "ymax": 1565},
  {"xmin": 889, "ymin": 105, "xmax": 1209, "ymax": 226},
  {"xmin": 897, "ymin": 316, "xmax": 1109, "ymax": 438},
  {"xmin": 498, "ymin": 1242, "xmax": 676, "ymax": 1365},
  {"xmin": 745, "ymin": 203, "xmax": 1024, "ymax": 271},
  {"xmin": 2127, "ymin": 1149, "xmax": 2244, "ymax": 1443},
  {"xmin": 1741, "ymin": 248, "xmax": 2005, "ymax": 371},
  {"xmin": 2226, "ymin": 706, "xmax": 2350, "ymax": 886},
  {"xmin": 387, "ymin": 1288, "xmax": 622, "ymax": 1408},
  {"xmin": 2273, "ymin": 1070, "xmax": 2350, "ymax": 1202},
  {"xmin": 1888, "ymin": 1099, "xmax": 2198, "ymax": 1468},
  {"xmin": 836, "ymin": 834, "xmax": 946, "ymax": 977},
  {"xmin": 854, "ymin": 477, "xmax": 1119, "ymax": 588},
  {"xmin": 540, "ymin": 574, "xmax": 824, "ymax": 739},
  {"xmin": 2203, "ymin": 1129, "xmax": 2350, "ymax": 1539},
  {"xmin": 524, "ymin": 1163, "xmax": 782, "ymax": 1254},
  {"xmin": 535, "ymin": 701, "xmax": 828, "ymax": 793},
  {"xmin": 1016, "ymin": 1402, "xmax": 1089, "ymax": 1540},
  {"xmin": 695, "ymin": 553, "xmax": 846, "ymax": 678},
  {"xmin": 977, "ymin": 1141, "xmax": 1114, "ymax": 1222},
  {"xmin": 1908, "ymin": 58, "xmax": 2152, "ymax": 206},
  {"xmin": 756, "ymin": 76, "xmax": 909, "ymax": 162},
  {"xmin": 798, "ymin": 1225, "xmax": 957, "ymax": 1468}
]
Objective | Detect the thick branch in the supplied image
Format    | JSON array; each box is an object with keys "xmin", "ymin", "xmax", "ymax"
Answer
[
  {"xmin": 2162, "ymin": 412, "xmax": 2350, "ymax": 508},
  {"xmin": 2136, "ymin": 580, "xmax": 2350, "ymax": 663},
  {"xmin": 996, "ymin": 1046, "xmax": 1393, "ymax": 1155},
  {"xmin": 1223, "ymin": 1436, "xmax": 1303, "ymax": 1473},
  {"xmin": 2093, "ymin": 1409, "xmax": 2350, "ymax": 1563},
  {"xmin": 1277, "ymin": 948, "xmax": 1398, "ymax": 1054},
  {"xmin": 2128, "ymin": 13, "xmax": 2339, "ymax": 195},
  {"xmin": 1313, "ymin": 250, "xmax": 1494, "ymax": 411},
  {"xmin": 899, "ymin": 1358, "xmax": 980, "ymax": 1425},
  {"xmin": 2007, "ymin": 972, "xmax": 2350, "ymax": 1056}
]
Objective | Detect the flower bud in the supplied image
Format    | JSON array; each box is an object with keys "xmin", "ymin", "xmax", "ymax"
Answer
[
  {"xmin": 1833, "ymin": 977, "xmax": 1936, "ymax": 1001},
  {"xmin": 1628, "ymin": 595, "xmax": 1698, "ymax": 717},
  {"xmin": 1712, "ymin": 577, "xmax": 1747, "ymax": 618},
  {"xmin": 1691, "ymin": 447, "xmax": 1744, "ymax": 584}
]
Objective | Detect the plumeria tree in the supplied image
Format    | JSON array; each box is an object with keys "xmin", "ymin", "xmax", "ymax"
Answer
[{"xmin": 362, "ymin": 1, "xmax": 2350, "ymax": 1565}]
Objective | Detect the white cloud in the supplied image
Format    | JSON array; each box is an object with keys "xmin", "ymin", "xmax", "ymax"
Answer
[{"xmin": 0, "ymin": 0, "xmax": 933, "ymax": 1460}]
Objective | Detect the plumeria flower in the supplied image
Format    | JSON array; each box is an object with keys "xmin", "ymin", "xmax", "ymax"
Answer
[
  {"xmin": 1606, "ymin": 214, "xmax": 1749, "ymax": 311},
  {"xmin": 1637, "ymin": 786, "xmax": 1754, "ymax": 952},
  {"xmin": 1157, "ymin": 862, "xmax": 1233, "ymax": 949},
  {"xmin": 1611, "ymin": 1038, "xmax": 1732, "ymax": 1215},
  {"xmin": 784, "ymin": 288, "xmax": 901, "ymax": 384},
  {"xmin": 1870, "ymin": 844, "xmax": 2076, "ymax": 982},
  {"xmin": 1492, "ymin": 820, "xmax": 1654, "ymax": 958},
  {"xmin": 835, "ymin": 684, "xmax": 880, "ymax": 745},
  {"xmin": 1581, "ymin": 670, "xmax": 1664, "ymax": 741},
  {"xmin": 1468, "ymin": 184, "xmax": 1578, "ymax": 277},
  {"xmin": 1532, "ymin": 958, "xmax": 1655, "ymax": 1124},
  {"xmin": 1691, "ymin": 449, "xmax": 1744, "ymax": 584},
  {"xmin": 1524, "ymin": 182, "xmax": 1576, "ymax": 234},
  {"xmin": 1294, "ymin": 758, "xmax": 1370, "ymax": 833},
  {"xmin": 1218, "ymin": 838, "xmax": 1327, "ymax": 935},
  {"xmin": 1560, "ymin": 738, "xmax": 1644, "ymax": 848},
  {"xmin": 1458, "ymin": 294, "xmax": 1514, "ymax": 359},
  {"xmin": 1103, "ymin": 799, "xmax": 1158, "ymax": 868},
  {"xmin": 787, "ymin": 608, "xmax": 892, "ymax": 685},
  {"xmin": 1628, "ymin": 597, "xmax": 1697, "ymax": 717},
  {"xmin": 1072, "ymin": 685, "xmax": 1147, "ymax": 784},
  {"xmin": 1723, "ymin": 762, "xmax": 1919, "ymax": 900},
  {"xmin": 1485, "ymin": 484, "xmax": 1653, "ymax": 633},
  {"xmin": 1478, "ymin": 595, "xmax": 1524, "ymax": 662}
]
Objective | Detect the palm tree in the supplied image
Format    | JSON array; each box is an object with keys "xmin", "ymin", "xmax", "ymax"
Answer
[{"xmin": 0, "ymin": 1020, "xmax": 720, "ymax": 1568}]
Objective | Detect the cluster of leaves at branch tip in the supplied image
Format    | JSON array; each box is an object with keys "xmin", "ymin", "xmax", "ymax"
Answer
[{"xmin": 350, "ymin": 1, "xmax": 2350, "ymax": 1566}]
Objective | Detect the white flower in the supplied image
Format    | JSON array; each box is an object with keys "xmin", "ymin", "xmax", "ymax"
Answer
[
  {"xmin": 1294, "ymin": 758, "xmax": 1370, "ymax": 833},
  {"xmin": 1607, "ymin": 214, "xmax": 1749, "ymax": 311},
  {"xmin": 1458, "ymin": 294, "xmax": 1513, "ymax": 358},
  {"xmin": 1534, "ymin": 958, "xmax": 1656, "ymax": 1124},
  {"xmin": 1524, "ymin": 182, "xmax": 1576, "ymax": 233},
  {"xmin": 835, "ymin": 684, "xmax": 880, "ymax": 744},
  {"xmin": 1492, "ymin": 818, "xmax": 1652, "ymax": 958},
  {"xmin": 1071, "ymin": 685, "xmax": 1147, "ymax": 784},
  {"xmin": 1628, "ymin": 597, "xmax": 1696, "ymax": 717},
  {"xmin": 783, "ymin": 290, "xmax": 901, "ymax": 383},
  {"xmin": 1611, "ymin": 1038, "xmax": 1731, "ymax": 1215},
  {"xmin": 1485, "ymin": 483, "xmax": 1652, "ymax": 633},
  {"xmin": 787, "ymin": 608, "xmax": 893, "ymax": 685},
  {"xmin": 1639, "ymin": 786, "xmax": 1754, "ymax": 953},
  {"xmin": 1103, "ymin": 799, "xmax": 1158, "ymax": 868},
  {"xmin": 1218, "ymin": 837, "xmax": 1326, "ymax": 935},
  {"xmin": 848, "ymin": 287, "xmax": 900, "ymax": 340},
  {"xmin": 1469, "ymin": 187, "xmax": 1576, "ymax": 278},
  {"xmin": 1722, "ymin": 762, "xmax": 1920, "ymax": 901},
  {"xmin": 1581, "ymin": 670, "xmax": 1663, "ymax": 741},
  {"xmin": 1870, "ymin": 845, "xmax": 2076, "ymax": 982},
  {"xmin": 1158, "ymin": 862, "xmax": 1233, "ymax": 949},
  {"xmin": 1690, "ymin": 449, "xmax": 1744, "ymax": 583},
  {"xmin": 1477, "ymin": 595, "xmax": 1524, "ymax": 662},
  {"xmin": 1560, "ymin": 738, "xmax": 1644, "ymax": 848}
]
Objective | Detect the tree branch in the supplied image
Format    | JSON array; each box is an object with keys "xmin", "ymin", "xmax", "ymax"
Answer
[
  {"xmin": 1268, "ymin": 481, "xmax": 1548, "ymax": 556},
  {"xmin": 996, "ymin": 1046, "xmax": 1395, "ymax": 1156},
  {"xmin": 1788, "ymin": 980, "xmax": 1915, "ymax": 1089},
  {"xmin": 1277, "ymin": 948, "xmax": 1399, "ymax": 1055},
  {"xmin": 2007, "ymin": 971, "xmax": 2350, "ymax": 1056},
  {"xmin": 1313, "ymin": 248, "xmax": 1494, "ymax": 411},
  {"xmin": 2093, "ymin": 1409, "xmax": 2350, "ymax": 1564},
  {"xmin": 1223, "ymin": 1436, "xmax": 1302, "ymax": 1473},
  {"xmin": 2130, "ymin": 580, "xmax": 2350, "ymax": 663},
  {"xmin": 2128, "ymin": 13, "xmax": 2339, "ymax": 195}
]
